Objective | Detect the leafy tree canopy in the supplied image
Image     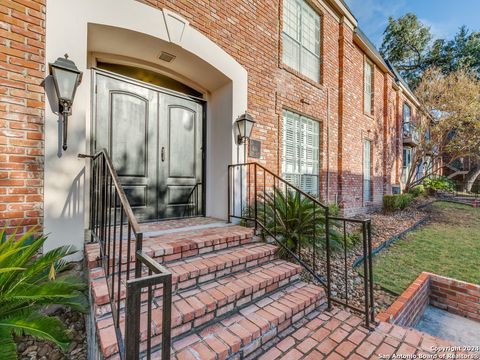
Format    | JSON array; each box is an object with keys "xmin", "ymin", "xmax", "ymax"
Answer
[{"xmin": 380, "ymin": 14, "xmax": 480, "ymax": 89}]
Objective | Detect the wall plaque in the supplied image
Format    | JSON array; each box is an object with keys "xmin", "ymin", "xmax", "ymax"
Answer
[{"xmin": 249, "ymin": 139, "xmax": 261, "ymax": 159}]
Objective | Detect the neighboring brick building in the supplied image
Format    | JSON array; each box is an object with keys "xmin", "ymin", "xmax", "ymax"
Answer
[{"xmin": 0, "ymin": 0, "xmax": 424, "ymax": 250}]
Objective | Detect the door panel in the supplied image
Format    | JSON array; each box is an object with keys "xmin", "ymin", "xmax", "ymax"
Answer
[
  {"xmin": 94, "ymin": 70, "xmax": 204, "ymax": 221},
  {"xmin": 159, "ymin": 94, "xmax": 203, "ymax": 218},
  {"xmin": 95, "ymin": 73, "xmax": 158, "ymax": 221}
]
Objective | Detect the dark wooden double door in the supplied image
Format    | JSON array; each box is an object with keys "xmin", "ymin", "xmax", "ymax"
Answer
[{"xmin": 94, "ymin": 71, "xmax": 204, "ymax": 221}]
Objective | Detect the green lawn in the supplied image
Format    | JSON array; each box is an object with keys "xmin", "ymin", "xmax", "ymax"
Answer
[{"xmin": 371, "ymin": 201, "xmax": 480, "ymax": 294}]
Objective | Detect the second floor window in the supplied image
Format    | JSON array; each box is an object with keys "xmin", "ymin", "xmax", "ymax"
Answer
[
  {"xmin": 282, "ymin": 109, "xmax": 320, "ymax": 195},
  {"xmin": 403, "ymin": 103, "xmax": 411, "ymax": 133},
  {"xmin": 282, "ymin": 0, "xmax": 321, "ymax": 82},
  {"xmin": 364, "ymin": 60, "xmax": 374, "ymax": 115}
]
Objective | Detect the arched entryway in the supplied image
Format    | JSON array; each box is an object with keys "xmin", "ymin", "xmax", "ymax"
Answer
[{"xmin": 44, "ymin": 0, "xmax": 248, "ymax": 256}]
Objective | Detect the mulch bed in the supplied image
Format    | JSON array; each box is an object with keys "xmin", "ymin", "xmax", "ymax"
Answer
[
  {"xmin": 15, "ymin": 307, "xmax": 87, "ymax": 360},
  {"xmin": 299, "ymin": 198, "xmax": 432, "ymax": 316}
]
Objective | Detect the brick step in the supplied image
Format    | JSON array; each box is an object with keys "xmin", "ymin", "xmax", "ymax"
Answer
[
  {"xmin": 170, "ymin": 282, "xmax": 326, "ymax": 360},
  {"xmin": 90, "ymin": 242, "xmax": 278, "ymax": 307},
  {"xmin": 137, "ymin": 260, "xmax": 302, "ymax": 339},
  {"xmin": 85, "ymin": 225, "xmax": 255, "ymax": 269},
  {"xmin": 95, "ymin": 260, "xmax": 305, "ymax": 356}
]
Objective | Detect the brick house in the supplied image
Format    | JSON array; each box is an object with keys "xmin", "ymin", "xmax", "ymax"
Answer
[
  {"xmin": 2, "ymin": 1, "xmax": 464, "ymax": 359},
  {"xmin": 0, "ymin": 0, "xmax": 427, "ymax": 253}
]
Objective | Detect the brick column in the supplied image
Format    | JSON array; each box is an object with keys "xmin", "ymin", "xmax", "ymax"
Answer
[{"xmin": 0, "ymin": 0, "xmax": 46, "ymax": 235}]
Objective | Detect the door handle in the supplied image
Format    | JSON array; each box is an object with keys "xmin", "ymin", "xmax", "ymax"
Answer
[{"xmin": 161, "ymin": 147, "xmax": 165, "ymax": 162}]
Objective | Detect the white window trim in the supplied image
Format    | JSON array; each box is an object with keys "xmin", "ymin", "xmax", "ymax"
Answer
[
  {"xmin": 363, "ymin": 139, "xmax": 373, "ymax": 203},
  {"xmin": 281, "ymin": 109, "xmax": 320, "ymax": 195},
  {"xmin": 364, "ymin": 59, "xmax": 374, "ymax": 115},
  {"xmin": 282, "ymin": 0, "xmax": 321, "ymax": 82}
]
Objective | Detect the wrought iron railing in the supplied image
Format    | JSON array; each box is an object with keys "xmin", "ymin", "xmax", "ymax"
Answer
[
  {"xmin": 402, "ymin": 122, "xmax": 420, "ymax": 144},
  {"xmin": 182, "ymin": 182, "xmax": 203, "ymax": 217},
  {"xmin": 228, "ymin": 162, "xmax": 375, "ymax": 328},
  {"xmin": 80, "ymin": 150, "xmax": 172, "ymax": 359}
]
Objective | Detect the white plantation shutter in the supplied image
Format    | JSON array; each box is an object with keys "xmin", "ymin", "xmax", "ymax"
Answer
[
  {"xmin": 364, "ymin": 61, "xmax": 373, "ymax": 114},
  {"xmin": 282, "ymin": 110, "xmax": 320, "ymax": 195},
  {"xmin": 282, "ymin": 0, "xmax": 320, "ymax": 82},
  {"xmin": 402, "ymin": 147, "xmax": 412, "ymax": 184},
  {"xmin": 363, "ymin": 140, "xmax": 372, "ymax": 202}
]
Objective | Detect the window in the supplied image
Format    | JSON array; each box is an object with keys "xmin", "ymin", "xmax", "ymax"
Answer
[
  {"xmin": 364, "ymin": 60, "xmax": 374, "ymax": 115},
  {"xmin": 402, "ymin": 147, "xmax": 412, "ymax": 183},
  {"xmin": 403, "ymin": 103, "xmax": 411, "ymax": 133},
  {"xmin": 282, "ymin": 0, "xmax": 321, "ymax": 82},
  {"xmin": 363, "ymin": 140, "xmax": 372, "ymax": 202},
  {"xmin": 282, "ymin": 110, "xmax": 320, "ymax": 195}
]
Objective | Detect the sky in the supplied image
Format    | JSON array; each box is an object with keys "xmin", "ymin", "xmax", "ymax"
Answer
[{"xmin": 344, "ymin": 0, "xmax": 480, "ymax": 48}]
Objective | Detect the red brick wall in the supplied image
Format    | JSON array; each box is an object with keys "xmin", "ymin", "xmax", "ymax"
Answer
[
  {"xmin": 430, "ymin": 273, "xmax": 480, "ymax": 322},
  {"xmin": 0, "ymin": 0, "xmax": 426, "ymax": 231},
  {"xmin": 377, "ymin": 272, "xmax": 430, "ymax": 327},
  {"xmin": 378, "ymin": 272, "xmax": 480, "ymax": 326},
  {"xmin": 0, "ymin": 0, "xmax": 45, "ymax": 234}
]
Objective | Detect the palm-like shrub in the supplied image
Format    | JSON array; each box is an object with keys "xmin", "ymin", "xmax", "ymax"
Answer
[
  {"xmin": 0, "ymin": 228, "xmax": 87, "ymax": 360},
  {"xmin": 255, "ymin": 188, "xmax": 343, "ymax": 258}
]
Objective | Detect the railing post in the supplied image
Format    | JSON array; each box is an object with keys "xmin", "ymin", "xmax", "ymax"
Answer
[
  {"xmin": 362, "ymin": 221, "xmax": 370, "ymax": 329},
  {"xmin": 135, "ymin": 233, "xmax": 143, "ymax": 279},
  {"xmin": 367, "ymin": 220, "xmax": 375, "ymax": 324},
  {"xmin": 254, "ymin": 164, "xmax": 258, "ymax": 232},
  {"xmin": 124, "ymin": 281, "xmax": 141, "ymax": 360},
  {"xmin": 227, "ymin": 166, "xmax": 231, "ymax": 223},
  {"xmin": 325, "ymin": 207, "xmax": 332, "ymax": 310},
  {"xmin": 162, "ymin": 274, "xmax": 172, "ymax": 360}
]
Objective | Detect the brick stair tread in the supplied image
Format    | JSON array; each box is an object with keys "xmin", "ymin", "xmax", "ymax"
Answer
[
  {"xmin": 116, "ymin": 260, "xmax": 304, "ymax": 342},
  {"xmin": 169, "ymin": 242, "xmax": 278, "ymax": 290},
  {"xmin": 170, "ymin": 282, "xmax": 326, "ymax": 360},
  {"xmin": 85, "ymin": 225, "xmax": 255, "ymax": 268},
  {"xmin": 90, "ymin": 243, "xmax": 278, "ymax": 306}
]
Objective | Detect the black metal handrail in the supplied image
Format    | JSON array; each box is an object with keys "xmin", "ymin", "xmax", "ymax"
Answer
[
  {"xmin": 228, "ymin": 162, "xmax": 375, "ymax": 328},
  {"xmin": 80, "ymin": 149, "xmax": 172, "ymax": 359},
  {"xmin": 182, "ymin": 182, "xmax": 203, "ymax": 217}
]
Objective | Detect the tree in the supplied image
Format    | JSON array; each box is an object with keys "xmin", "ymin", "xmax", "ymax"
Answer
[
  {"xmin": 402, "ymin": 68, "xmax": 480, "ymax": 191},
  {"xmin": 426, "ymin": 27, "xmax": 480, "ymax": 77},
  {"xmin": 381, "ymin": 15, "xmax": 480, "ymax": 89},
  {"xmin": 380, "ymin": 13, "xmax": 432, "ymax": 88}
]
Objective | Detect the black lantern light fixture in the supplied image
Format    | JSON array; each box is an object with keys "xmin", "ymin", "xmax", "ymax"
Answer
[
  {"xmin": 235, "ymin": 111, "xmax": 256, "ymax": 145},
  {"xmin": 49, "ymin": 54, "xmax": 82, "ymax": 151}
]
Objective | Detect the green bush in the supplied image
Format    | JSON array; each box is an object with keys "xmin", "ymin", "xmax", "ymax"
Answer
[
  {"xmin": 409, "ymin": 185, "xmax": 426, "ymax": 198},
  {"xmin": 383, "ymin": 194, "xmax": 414, "ymax": 211},
  {"xmin": 256, "ymin": 189, "xmax": 344, "ymax": 258},
  {"xmin": 423, "ymin": 176, "xmax": 455, "ymax": 193},
  {"xmin": 0, "ymin": 228, "xmax": 87, "ymax": 359}
]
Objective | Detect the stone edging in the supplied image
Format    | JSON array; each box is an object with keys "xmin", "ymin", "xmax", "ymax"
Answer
[{"xmin": 352, "ymin": 215, "xmax": 430, "ymax": 268}]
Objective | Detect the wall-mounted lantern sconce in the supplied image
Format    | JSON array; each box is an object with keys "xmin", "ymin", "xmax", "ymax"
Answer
[
  {"xmin": 48, "ymin": 54, "xmax": 82, "ymax": 151},
  {"xmin": 235, "ymin": 111, "xmax": 256, "ymax": 145}
]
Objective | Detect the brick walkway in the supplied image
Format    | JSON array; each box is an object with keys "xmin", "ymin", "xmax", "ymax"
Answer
[{"xmin": 257, "ymin": 308, "xmax": 477, "ymax": 360}]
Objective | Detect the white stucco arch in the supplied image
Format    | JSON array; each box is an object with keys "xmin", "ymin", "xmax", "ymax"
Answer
[{"xmin": 44, "ymin": 0, "xmax": 248, "ymax": 258}]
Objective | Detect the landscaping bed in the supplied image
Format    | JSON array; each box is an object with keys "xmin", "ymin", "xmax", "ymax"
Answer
[
  {"xmin": 15, "ymin": 308, "xmax": 87, "ymax": 360},
  {"xmin": 297, "ymin": 200, "xmax": 431, "ymax": 314}
]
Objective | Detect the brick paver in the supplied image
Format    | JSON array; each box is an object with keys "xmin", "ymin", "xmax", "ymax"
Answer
[{"xmin": 254, "ymin": 307, "xmax": 477, "ymax": 360}]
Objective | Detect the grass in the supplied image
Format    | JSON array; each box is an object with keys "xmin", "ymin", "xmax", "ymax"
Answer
[{"xmin": 371, "ymin": 201, "xmax": 480, "ymax": 295}]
